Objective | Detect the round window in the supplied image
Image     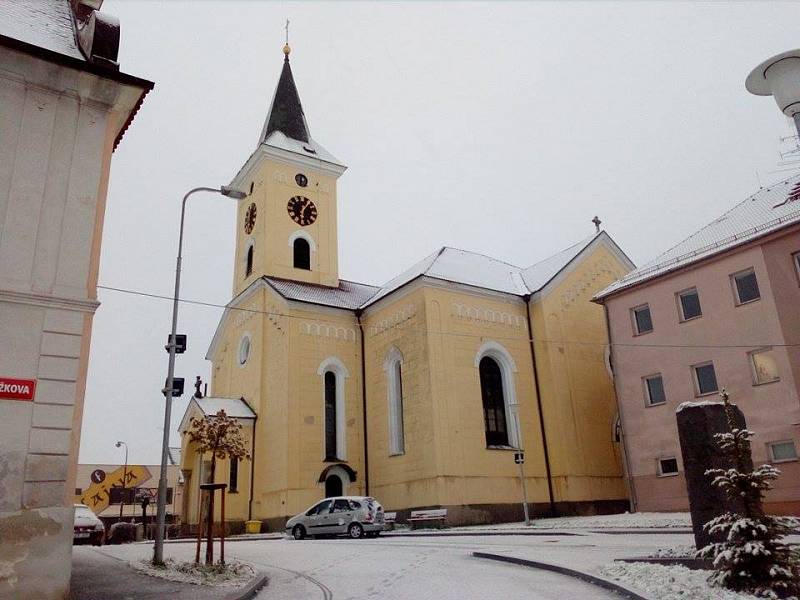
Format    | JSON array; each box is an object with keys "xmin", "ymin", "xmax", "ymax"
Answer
[{"xmin": 238, "ymin": 335, "xmax": 251, "ymax": 365}]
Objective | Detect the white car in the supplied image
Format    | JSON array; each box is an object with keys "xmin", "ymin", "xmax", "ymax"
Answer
[
  {"xmin": 286, "ymin": 496, "xmax": 385, "ymax": 540},
  {"xmin": 73, "ymin": 504, "xmax": 105, "ymax": 546}
]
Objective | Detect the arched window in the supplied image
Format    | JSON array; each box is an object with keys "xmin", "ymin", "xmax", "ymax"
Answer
[
  {"xmin": 480, "ymin": 356, "xmax": 509, "ymax": 447},
  {"xmin": 245, "ymin": 244, "xmax": 254, "ymax": 276},
  {"xmin": 318, "ymin": 357, "xmax": 348, "ymax": 461},
  {"xmin": 294, "ymin": 238, "xmax": 310, "ymax": 270},
  {"xmin": 324, "ymin": 371, "xmax": 337, "ymax": 460},
  {"xmin": 384, "ymin": 347, "xmax": 405, "ymax": 455}
]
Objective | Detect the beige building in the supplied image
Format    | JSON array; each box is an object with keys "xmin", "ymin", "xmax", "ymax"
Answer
[
  {"xmin": 179, "ymin": 45, "xmax": 636, "ymax": 532},
  {"xmin": 0, "ymin": 1, "xmax": 151, "ymax": 598},
  {"xmin": 595, "ymin": 177, "xmax": 800, "ymax": 515}
]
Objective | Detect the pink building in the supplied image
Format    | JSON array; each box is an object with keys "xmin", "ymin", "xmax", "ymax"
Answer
[{"xmin": 595, "ymin": 176, "xmax": 800, "ymax": 515}]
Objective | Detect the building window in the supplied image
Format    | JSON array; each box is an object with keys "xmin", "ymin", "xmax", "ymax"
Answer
[
  {"xmin": 732, "ymin": 268, "xmax": 760, "ymax": 304},
  {"xmin": 293, "ymin": 238, "xmax": 310, "ymax": 270},
  {"xmin": 768, "ymin": 440, "xmax": 798, "ymax": 463},
  {"xmin": 794, "ymin": 251, "xmax": 800, "ymax": 283},
  {"xmin": 75, "ymin": 488, "xmax": 82, "ymax": 496},
  {"xmin": 480, "ymin": 356, "xmax": 509, "ymax": 447},
  {"xmin": 229, "ymin": 457, "xmax": 238, "ymax": 493},
  {"xmin": 384, "ymin": 348, "xmax": 405, "ymax": 456},
  {"xmin": 324, "ymin": 371, "xmax": 338, "ymax": 460},
  {"xmin": 245, "ymin": 244, "xmax": 254, "ymax": 276},
  {"xmin": 658, "ymin": 457, "xmax": 679, "ymax": 476},
  {"xmin": 238, "ymin": 335, "xmax": 251, "ymax": 366},
  {"xmin": 693, "ymin": 362, "xmax": 719, "ymax": 396},
  {"xmin": 249, "ymin": 181, "xmax": 254, "ymax": 195},
  {"xmin": 632, "ymin": 304, "xmax": 653, "ymax": 335},
  {"xmin": 678, "ymin": 288, "xmax": 702, "ymax": 321},
  {"xmin": 750, "ymin": 348, "xmax": 779, "ymax": 385},
  {"xmin": 644, "ymin": 374, "xmax": 666, "ymax": 406}
]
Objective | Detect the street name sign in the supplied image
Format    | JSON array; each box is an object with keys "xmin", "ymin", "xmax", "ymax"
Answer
[{"xmin": 0, "ymin": 377, "xmax": 36, "ymax": 401}]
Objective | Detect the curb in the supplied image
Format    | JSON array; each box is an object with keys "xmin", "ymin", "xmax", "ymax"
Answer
[
  {"xmin": 591, "ymin": 528, "xmax": 693, "ymax": 536},
  {"xmin": 383, "ymin": 530, "xmax": 581, "ymax": 538},
  {"xmin": 224, "ymin": 571, "xmax": 269, "ymax": 600},
  {"xmin": 472, "ymin": 552, "xmax": 649, "ymax": 600}
]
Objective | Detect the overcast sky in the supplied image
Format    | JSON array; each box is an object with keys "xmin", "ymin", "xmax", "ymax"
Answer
[{"xmin": 79, "ymin": 1, "xmax": 800, "ymax": 465}]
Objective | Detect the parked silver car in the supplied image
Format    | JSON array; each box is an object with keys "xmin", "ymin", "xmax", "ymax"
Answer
[
  {"xmin": 286, "ymin": 496, "xmax": 385, "ymax": 540},
  {"xmin": 73, "ymin": 504, "xmax": 105, "ymax": 546}
]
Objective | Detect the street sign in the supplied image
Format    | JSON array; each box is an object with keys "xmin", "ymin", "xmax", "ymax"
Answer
[
  {"xmin": 0, "ymin": 377, "xmax": 36, "ymax": 401},
  {"xmin": 79, "ymin": 465, "xmax": 152, "ymax": 514},
  {"xmin": 90, "ymin": 469, "xmax": 106, "ymax": 484},
  {"xmin": 514, "ymin": 452, "xmax": 525, "ymax": 465}
]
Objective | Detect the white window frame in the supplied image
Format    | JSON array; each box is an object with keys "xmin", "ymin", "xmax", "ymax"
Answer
[
  {"xmin": 318, "ymin": 357, "xmax": 349, "ymax": 461},
  {"xmin": 475, "ymin": 341, "xmax": 520, "ymax": 449},
  {"xmin": 643, "ymin": 373, "xmax": 666, "ymax": 407},
  {"xmin": 731, "ymin": 267, "xmax": 761, "ymax": 305},
  {"xmin": 383, "ymin": 347, "xmax": 405, "ymax": 456},
  {"xmin": 749, "ymin": 347, "xmax": 780, "ymax": 386},
  {"xmin": 288, "ymin": 229, "xmax": 317, "ymax": 252},
  {"xmin": 677, "ymin": 287, "xmax": 702, "ymax": 322},
  {"xmin": 657, "ymin": 456, "xmax": 679, "ymax": 477},
  {"xmin": 768, "ymin": 440, "xmax": 798, "ymax": 463},
  {"xmin": 238, "ymin": 333, "xmax": 252, "ymax": 367},
  {"xmin": 692, "ymin": 361, "xmax": 718, "ymax": 397},
  {"xmin": 631, "ymin": 304, "xmax": 653, "ymax": 335}
]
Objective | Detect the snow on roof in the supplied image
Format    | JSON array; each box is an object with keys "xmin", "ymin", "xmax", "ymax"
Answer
[
  {"xmin": 596, "ymin": 174, "xmax": 800, "ymax": 299},
  {"xmin": 0, "ymin": 0, "xmax": 85, "ymax": 61},
  {"xmin": 194, "ymin": 397, "xmax": 256, "ymax": 420},
  {"xmin": 521, "ymin": 234, "xmax": 598, "ymax": 292},
  {"xmin": 262, "ymin": 131, "xmax": 344, "ymax": 168},
  {"xmin": 265, "ymin": 276, "xmax": 379, "ymax": 310}
]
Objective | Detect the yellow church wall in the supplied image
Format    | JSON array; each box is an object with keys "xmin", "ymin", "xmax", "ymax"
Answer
[
  {"xmin": 362, "ymin": 288, "xmax": 440, "ymax": 511},
  {"xmin": 529, "ymin": 243, "xmax": 631, "ymax": 506},
  {"xmin": 232, "ymin": 157, "xmax": 340, "ymax": 296}
]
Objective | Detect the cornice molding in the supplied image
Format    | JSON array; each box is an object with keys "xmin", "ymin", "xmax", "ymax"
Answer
[{"xmin": 0, "ymin": 288, "xmax": 100, "ymax": 313}]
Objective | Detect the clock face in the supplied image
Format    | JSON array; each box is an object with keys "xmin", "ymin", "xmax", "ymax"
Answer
[
  {"xmin": 295, "ymin": 173, "xmax": 308, "ymax": 187},
  {"xmin": 244, "ymin": 203, "xmax": 257, "ymax": 234},
  {"xmin": 287, "ymin": 196, "xmax": 317, "ymax": 226}
]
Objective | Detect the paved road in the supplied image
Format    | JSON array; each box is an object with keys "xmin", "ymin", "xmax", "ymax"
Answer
[
  {"xmin": 91, "ymin": 532, "xmax": 653, "ymax": 599},
  {"xmin": 71, "ymin": 546, "xmax": 222, "ymax": 600}
]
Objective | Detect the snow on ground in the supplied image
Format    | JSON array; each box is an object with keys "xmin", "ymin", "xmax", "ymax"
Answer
[
  {"xmin": 130, "ymin": 557, "xmax": 254, "ymax": 587},
  {"xmin": 443, "ymin": 511, "xmax": 691, "ymax": 531},
  {"xmin": 600, "ymin": 562, "xmax": 762, "ymax": 600}
]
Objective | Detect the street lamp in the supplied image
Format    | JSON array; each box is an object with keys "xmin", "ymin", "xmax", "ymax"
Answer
[
  {"xmin": 115, "ymin": 440, "xmax": 128, "ymax": 520},
  {"xmin": 153, "ymin": 185, "xmax": 246, "ymax": 565}
]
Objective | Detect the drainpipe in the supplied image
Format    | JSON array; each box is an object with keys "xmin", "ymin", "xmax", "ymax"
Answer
[
  {"xmin": 355, "ymin": 309, "xmax": 370, "ymax": 496},
  {"xmin": 603, "ymin": 304, "xmax": 637, "ymax": 512},
  {"xmin": 523, "ymin": 294, "xmax": 557, "ymax": 517},
  {"xmin": 245, "ymin": 398, "xmax": 257, "ymax": 522}
]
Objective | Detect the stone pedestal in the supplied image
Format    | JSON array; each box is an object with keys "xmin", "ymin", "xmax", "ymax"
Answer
[{"xmin": 676, "ymin": 401, "xmax": 750, "ymax": 549}]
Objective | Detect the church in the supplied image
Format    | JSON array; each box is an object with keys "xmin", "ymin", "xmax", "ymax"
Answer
[{"xmin": 178, "ymin": 43, "xmax": 635, "ymax": 531}]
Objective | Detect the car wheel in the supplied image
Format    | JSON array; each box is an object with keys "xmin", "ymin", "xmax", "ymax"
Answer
[
  {"xmin": 348, "ymin": 523, "xmax": 364, "ymax": 539},
  {"xmin": 292, "ymin": 525, "xmax": 306, "ymax": 540}
]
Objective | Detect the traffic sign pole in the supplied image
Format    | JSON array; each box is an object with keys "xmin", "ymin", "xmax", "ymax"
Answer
[{"xmin": 513, "ymin": 415, "xmax": 531, "ymax": 526}]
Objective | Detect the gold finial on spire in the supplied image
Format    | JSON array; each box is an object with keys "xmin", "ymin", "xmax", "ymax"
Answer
[{"xmin": 283, "ymin": 19, "xmax": 291, "ymax": 56}]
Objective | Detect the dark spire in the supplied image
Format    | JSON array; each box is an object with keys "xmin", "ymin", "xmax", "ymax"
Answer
[{"xmin": 262, "ymin": 45, "xmax": 310, "ymax": 144}]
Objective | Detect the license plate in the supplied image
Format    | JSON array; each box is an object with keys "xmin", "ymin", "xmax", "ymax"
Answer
[{"xmin": 75, "ymin": 532, "xmax": 90, "ymax": 538}]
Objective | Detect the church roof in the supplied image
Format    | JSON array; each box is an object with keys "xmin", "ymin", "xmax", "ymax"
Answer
[
  {"xmin": 178, "ymin": 396, "xmax": 256, "ymax": 434},
  {"xmin": 595, "ymin": 174, "xmax": 800, "ymax": 300},
  {"xmin": 264, "ymin": 276, "xmax": 379, "ymax": 310},
  {"xmin": 260, "ymin": 53, "xmax": 310, "ymax": 143}
]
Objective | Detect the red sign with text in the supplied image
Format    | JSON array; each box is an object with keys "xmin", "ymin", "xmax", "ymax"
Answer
[{"xmin": 0, "ymin": 377, "xmax": 37, "ymax": 401}]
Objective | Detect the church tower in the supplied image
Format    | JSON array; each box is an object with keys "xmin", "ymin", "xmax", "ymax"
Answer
[{"xmin": 229, "ymin": 44, "xmax": 346, "ymax": 294}]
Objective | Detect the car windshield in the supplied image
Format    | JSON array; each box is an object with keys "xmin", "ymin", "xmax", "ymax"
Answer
[
  {"xmin": 75, "ymin": 507, "xmax": 94, "ymax": 518},
  {"xmin": 308, "ymin": 499, "xmax": 332, "ymax": 515}
]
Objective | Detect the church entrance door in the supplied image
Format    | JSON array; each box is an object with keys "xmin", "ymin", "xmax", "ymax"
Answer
[{"xmin": 325, "ymin": 474, "xmax": 343, "ymax": 498}]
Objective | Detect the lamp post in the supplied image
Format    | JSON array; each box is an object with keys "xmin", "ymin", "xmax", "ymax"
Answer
[
  {"xmin": 116, "ymin": 440, "xmax": 128, "ymax": 520},
  {"xmin": 153, "ymin": 185, "xmax": 246, "ymax": 565}
]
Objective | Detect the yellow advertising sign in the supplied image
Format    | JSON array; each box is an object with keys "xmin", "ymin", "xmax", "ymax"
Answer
[{"xmin": 79, "ymin": 465, "xmax": 152, "ymax": 514}]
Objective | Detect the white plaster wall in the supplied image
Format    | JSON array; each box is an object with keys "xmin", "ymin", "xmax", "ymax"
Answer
[{"xmin": 0, "ymin": 43, "xmax": 147, "ymax": 599}]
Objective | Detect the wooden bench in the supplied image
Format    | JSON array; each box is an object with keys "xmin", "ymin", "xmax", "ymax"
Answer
[
  {"xmin": 407, "ymin": 509, "xmax": 447, "ymax": 529},
  {"xmin": 383, "ymin": 512, "xmax": 397, "ymax": 530}
]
